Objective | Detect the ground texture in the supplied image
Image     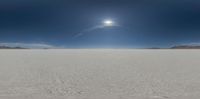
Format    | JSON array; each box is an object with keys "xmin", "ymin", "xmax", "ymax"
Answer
[{"xmin": 0, "ymin": 49, "xmax": 200, "ymax": 99}]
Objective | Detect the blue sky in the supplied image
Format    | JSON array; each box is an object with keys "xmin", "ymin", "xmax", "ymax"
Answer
[{"xmin": 0, "ymin": 0, "xmax": 200, "ymax": 48}]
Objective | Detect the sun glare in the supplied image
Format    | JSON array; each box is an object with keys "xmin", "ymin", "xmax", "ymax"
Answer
[{"xmin": 103, "ymin": 20, "xmax": 114, "ymax": 26}]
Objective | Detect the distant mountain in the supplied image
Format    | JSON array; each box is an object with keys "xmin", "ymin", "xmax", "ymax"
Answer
[
  {"xmin": 0, "ymin": 46, "xmax": 26, "ymax": 49},
  {"xmin": 147, "ymin": 47, "xmax": 162, "ymax": 49},
  {"xmin": 0, "ymin": 43, "xmax": 56, "ymax": 49},
  {"xmin": 171, "ymin": 45, "xmax": 200, "ymax": 49}
]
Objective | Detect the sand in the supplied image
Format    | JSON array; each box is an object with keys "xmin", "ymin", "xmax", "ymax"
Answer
[{"xmin": 0, "ymin": 49, "xmax": 200, "ymax": 99}]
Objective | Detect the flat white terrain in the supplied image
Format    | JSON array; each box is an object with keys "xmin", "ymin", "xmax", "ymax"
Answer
[{"xmin": 0, "ymin": 49, "xmax": 200, "ymax": 99}]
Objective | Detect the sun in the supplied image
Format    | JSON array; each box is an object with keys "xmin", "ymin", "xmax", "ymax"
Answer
[{"xmin": 103, "ymin": 19, "xmax": 114, "ymax": 26}]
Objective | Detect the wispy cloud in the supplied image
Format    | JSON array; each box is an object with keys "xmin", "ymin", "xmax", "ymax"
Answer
[
  {"xmin": 73, "ymin": 25, "xmax": 105, "ymax": 38},
  {"xmin": 179, "ymin": 42, "xmax": 200, "ymax": 46},
  {"xmin": 74, "ymin": 24, "xmax": 120, "ymax": 38},
  {"xmin": 0, "ymin": 43, "xmax": 57, "ymax": 49}
]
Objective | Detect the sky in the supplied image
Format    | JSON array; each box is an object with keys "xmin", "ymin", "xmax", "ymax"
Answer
[{"xmin": 0, "ymin": 0, "xmax": 200, "ymax": 48}]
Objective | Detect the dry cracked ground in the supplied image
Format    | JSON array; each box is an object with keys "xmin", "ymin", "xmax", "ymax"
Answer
[{"xmin": 0, "ymin": 49, "xmax": 200, "ymax": 99}]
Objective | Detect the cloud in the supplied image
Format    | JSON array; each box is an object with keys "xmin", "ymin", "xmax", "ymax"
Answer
[
  {"xmin": 0, "ymin": 43, "xmax": 56, "ymax": 49},
  {"xmin": 181, "ymin": 42, "xmax": 200, "ymax": 46},
  {"xmin": 74, "ymin": 24, "xmax": 120, "ymax": 38}
]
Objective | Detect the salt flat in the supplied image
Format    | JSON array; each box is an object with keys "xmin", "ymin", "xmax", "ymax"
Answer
[{"xmin": 0, "ymin": 49, "xmax": 200, "ymax": 99}]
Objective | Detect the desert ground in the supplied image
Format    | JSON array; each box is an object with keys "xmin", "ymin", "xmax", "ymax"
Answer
[{"xmin": 0, "ymin": 49, "xmax": 200, "ymax": 99}]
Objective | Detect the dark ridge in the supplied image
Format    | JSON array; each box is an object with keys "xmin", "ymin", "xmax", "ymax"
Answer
[
  {"xmin": 0, "ymin": 46, "xmax": 27, "ymax": 49},
  {"xmin": 171, "ymin": 45, "xmax": 200, "ymax": 49}
]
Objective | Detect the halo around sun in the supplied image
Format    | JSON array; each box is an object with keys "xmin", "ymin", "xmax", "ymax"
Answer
[{"xmin": 103, "ymin": 19, "xmax": 114, "ymax": 26}]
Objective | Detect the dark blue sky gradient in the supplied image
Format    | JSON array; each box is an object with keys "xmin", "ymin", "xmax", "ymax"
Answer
[{"xmin": 0, "ymin": 0, "xmax": 200, "ymax": 48}]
